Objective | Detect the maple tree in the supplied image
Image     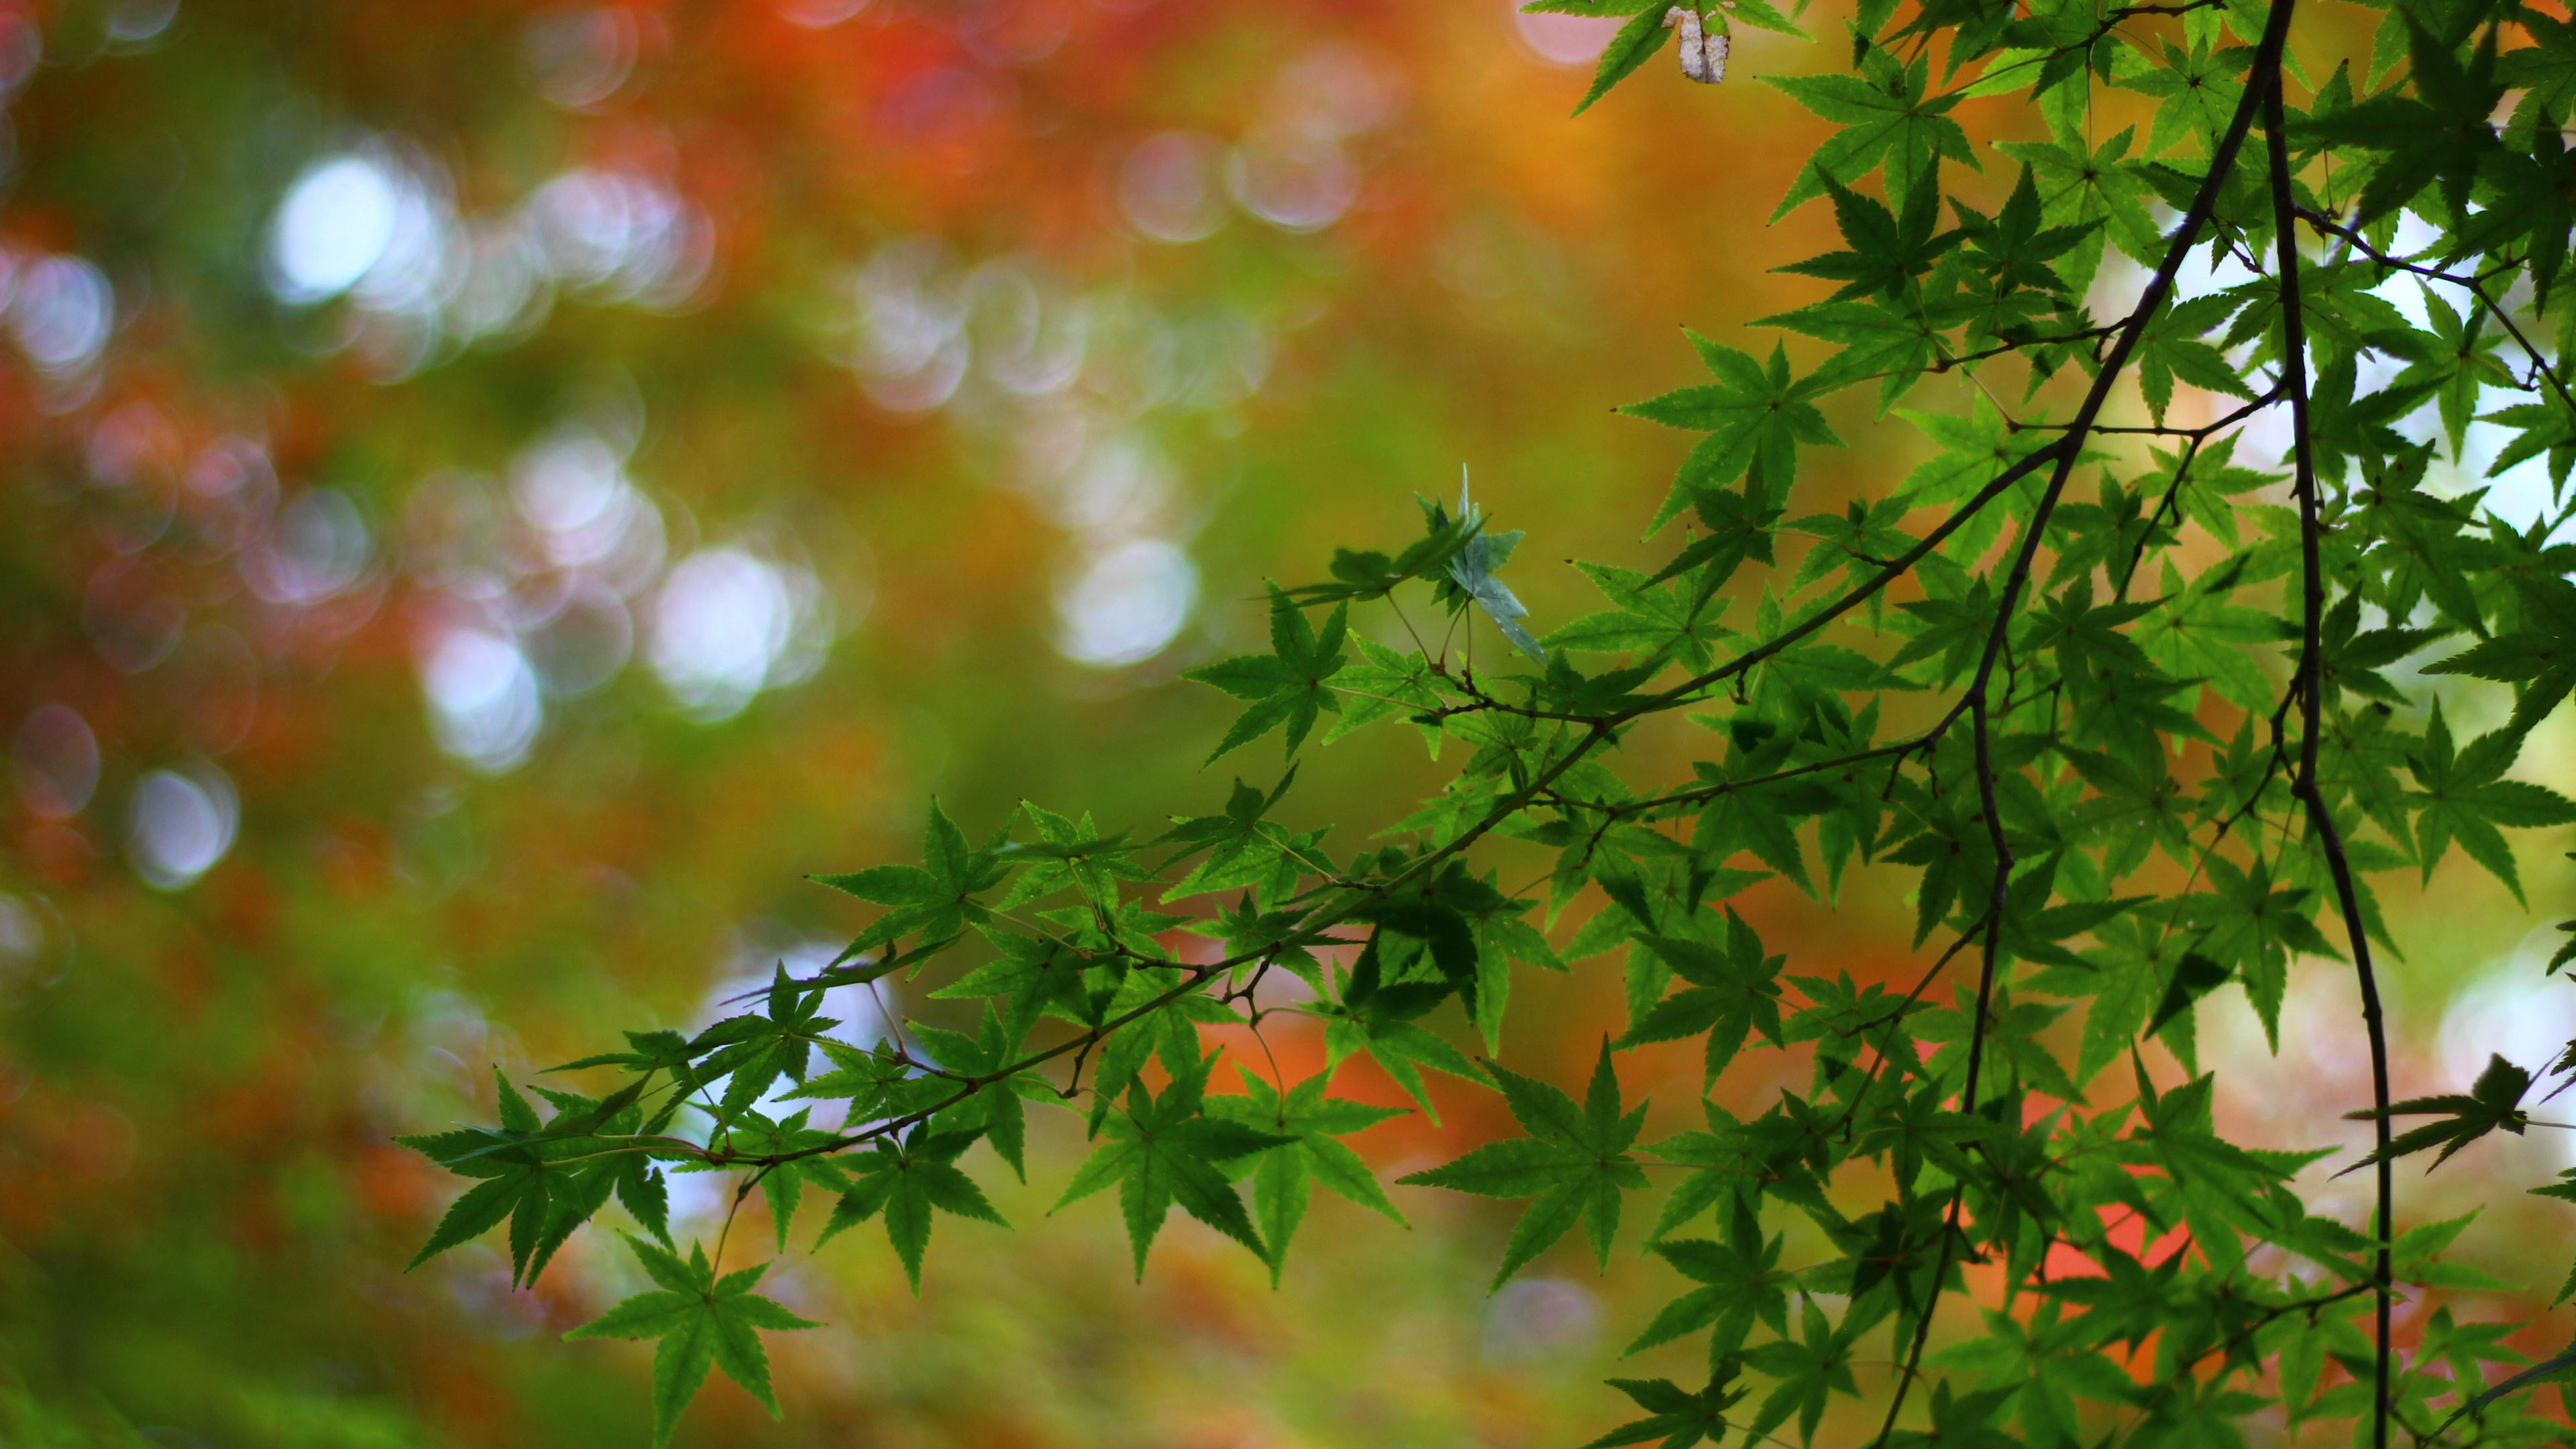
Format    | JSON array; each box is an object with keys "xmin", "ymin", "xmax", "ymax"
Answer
[{"xmin": 403, "ymin": 0, "xmax": 2576, "ymax": 1443}]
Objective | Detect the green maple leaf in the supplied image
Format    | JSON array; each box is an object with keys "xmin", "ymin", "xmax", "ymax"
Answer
[
  {"xmin": 1764, "ymin": 296, "xmax": 1947, "ymax": 411},
  {"xmin": 704, "ymin": 1108, "xmax": 845, "ymax": 1252},
  {"xmin": 563, "ymin": 1236, "xmax": 822, "ymax": 1448},
  {"xmin": 2481, "ymin": 396, "xmax": 2576, "ymax": 499},
  {"xmin": 1889, "ymin": 392, "xmax": 2055, "ymax": 514},
  {"xmin": 1892, "ymin": 578, "xmax": 1997, "ymax": 686},
  {"xmin": 1782, "ymin": 492, "xmax": 1918, "ymax": 594},
  {"xmin": 1994, "ymin": 125, "xmax": 2161, "ymax": 279},
  {"xmin": 2118, "ymin": 35, "xmax": 2249, "ymax": 156},
  {"xmin": 1642, "ymin": 1102, "xmax": 1770, "ymax": 1241},
  {"xmin": 2407, "ymin": 699, "xmax": 2576, "ymax": 902},
  {"xmin": 1544, "ymin": 561, "xmax": 1737, "ymax": 672},
  {"xmin": 775, "ymin": 1035, "xmax": 936, "ymax": 1126},
  {"xmin": 1324, "ymin": 634, "xmax": 1450, "ymax": 750},
  {"xmin": 2039, "ymin": 1234, "xmax": 2193, "ymax": 1350},
  {"xmin": 1953, "ymin": 164, "xmax": 2095, "ymax": 301},
  {"xmin": 2357, "ymin": 443, "xmax": 2491, "ymax": 637},
  {"xmin": 2501, "ymin": 13, "xmax": 2576, "ymax": 128},
  {"xmin": 1312, "ymin": 926, "xmax": 1491, "ymax": 1120},
  {"xmin": 682, "ymin": 966, "xmax": 844, "ymax": 1120},
  {"xmin": 2061, "ymin": 743, "xmax": 2198, "ymax": 878},
  {"xmin": 401, "ymin": 1070, "xmax": 630, "ymax": 1286},
  {"xmin": 1438, "ymin": 479, "xmax": 1546, "ymax": 662},
  {"xmin": 2295, "ymin": 21, "xmax": 2503, "ymax": 221},
  {"xmin": 2135, "ymin": 292, "xmax": 2255, "ymax": 423},
  {"xmin": 1278, "ymin": 508, "xmax": 1481, "ymax": 604},
  {"xmin": 1038, "ymin": 892, "xmax": 1193, "ymax": 966},
  {"xmin": 1916, "ymin": 1381, "xmax": 2023, "ymax": 1449},
  {"xmin": 2145, "ymin": 950, "xmax": 2234, "ymax": 1037},
  {"xmin": 2424, "ymin": 574, "xmax": 2576, "ymax": 737},
  {"xmin": 2317, "ymin": 588, "xmax": 2448, "ymax": 706},
  {"xmin": 931, "ymin": 929, "xmax": 1096, "ymax": 1039},
  {"xmin": 994, "ymin": 801, "xmax": 1145, "ymax": 912},
  {"xmin": 2175, "ymin": 853, "xmax": 2337, "ymax": 1049},
  {"xmin": 1621, "ymin": 333, "xmax": 1843, "ymax": 533},
  {"xmin": 1055, "ymin": 1065, "xmax": 1294, "ymax": 1277},
  {"xmin": 1571, "ymin": 3, "xmax": 1672, "ymax": 117},
  {"xmin": 1582, "ymin": 1368, "xmax": 1748, "ymax": 1449},
  {"xmin": 2131, "ymin": 1075, "xmax": 2298, "ymax": 1258},
  {"xmin": 1154, "ymin": 769, "xmax": 1306, "ymax": 900},
  {"xmin": 2388, "ymin": 286, "xmax": 2519, "ymax": 459},
  {"xmin": 2462, "ymin": 131, "xmax": 2576, "ymax": 301},
  {"xmin": 1399, "ymin": 1039, "xmax": 1649, "ymax": 1287},
  {"xmin": 2023, "ymin": 575, "xmax": 2160, "ymax": 682},
  {"xmin": 1766, "ymin": 47, "xmax": 1976, "ymax": 219},
  {"xmin": 2151, "ymin": 435, "xmax": 2282, "ymax": 551},
  {"xmin": 1742, "ymin": 1295, "xmax": 1867, "ymax": 1443},
  {"xmin": 813, "ymin": 800, "xmax": 1008, "ymax": 953},
  {"xmin": 1189, "ymin": 892, "xmax": 1332, "ymax": 994},
  {"xmin": 544, "ymin": 1026, "xmax": 699, "ymax": 1079},
  {"xmin": 1883, "ymin": 795, "xmax": 1991, "ymax": 947},
  {"xmin": 2135, "ymin": 554, "xmax": 2283, "ymax": 714},
  {"xmin": 1183, "ymin": 588, "xmax": 1350, "ymax": 764},
  {"xmin": 1205, "ymin": 1065, "xmax": 1408, "ymax": 1281},
  {"xmin": 909, "ymin": 1004, "xmax": 1055, "ymax": 1180},
  {"xmin": 1994, "ymin": 861, "xmax": 2147, "ymax": 971},
  {"xmin": 1776, "ymin": 164, "xmax": 1964, "ymax": 303},
  {"xmin": 1318, "ymin": 1012, "xmax": 1486, "ymax": 1122},
  {"xmin": 405, "ymin": 1150, "xmax": 566, "ymax": 1281},
  {"xmin": 2233, "ymin": 258, "xmax": 2420, "ymax": 380},
  {"xmin": 814, "ymin": 1124, "xmax": 1008, "ymax": 1290},
  {"xmin": 1627, "ymin": 1197, "xmax": 1791, "ymax": 1356},
  {"xmin": 1617, "ymin": 913, "xmax": 1788, "ymax": 1088},
  {"xmin": 2341, "ymin": 1053, "xmax": 2532, "ymax": 1175}
]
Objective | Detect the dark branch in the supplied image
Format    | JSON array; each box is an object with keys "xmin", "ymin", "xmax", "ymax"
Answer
[{"xmin": 2269, "ymin": 68, "xmax": 2396, "ymax": 1449}]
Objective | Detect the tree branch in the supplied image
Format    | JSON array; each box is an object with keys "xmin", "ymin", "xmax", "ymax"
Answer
[
  {"xmin": 1870, "ymin": 3, "xmax": 2305, "ymax": 1437},
  {"xmin": 2268, "ymin": 66, "xmax": 2394, "ymax": 1449}
]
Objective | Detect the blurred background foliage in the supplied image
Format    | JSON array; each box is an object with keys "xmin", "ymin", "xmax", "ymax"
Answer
[{"xmin": 0, "ymin": 0, "xmax": 2569, "ymax": 1444}]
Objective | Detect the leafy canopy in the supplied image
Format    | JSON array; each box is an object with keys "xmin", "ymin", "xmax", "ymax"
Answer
[{"xmin": 405, "ymin": 0, "xmax": 2576, "ymax": 1444}]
